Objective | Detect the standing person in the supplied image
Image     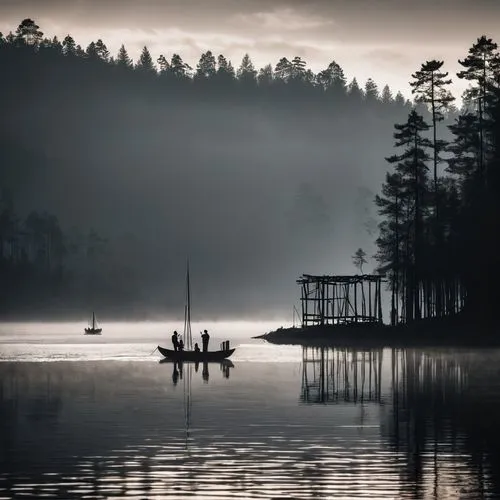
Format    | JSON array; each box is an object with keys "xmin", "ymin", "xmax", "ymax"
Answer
[
  {"xmin": 171, "ymin": 331, "xmax": 179, "ymax": 351},
  {"xmin": 178, "ymin": 338, "xmax": 184, "ymax": 351},
  {"xmin": 201, "ymin": 329, "xmax": 210, "ymax": 352}
]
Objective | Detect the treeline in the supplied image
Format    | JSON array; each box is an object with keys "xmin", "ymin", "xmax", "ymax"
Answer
[
  {"xmin": 0, "ymin": 19, "xmax": 414, "ymax": 108},
  {"xmin": 375, "ymin": 36, "xmax": 500, "ymax": 326}
]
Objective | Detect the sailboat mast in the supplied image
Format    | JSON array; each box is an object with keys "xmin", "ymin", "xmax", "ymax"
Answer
[
  {"xmin": 92, "ymin": 311, "xmax": 95, "ymax": 330},
  {"xmin": 184, "ymin": 260, "xmax": 193, "ymax": 350}
]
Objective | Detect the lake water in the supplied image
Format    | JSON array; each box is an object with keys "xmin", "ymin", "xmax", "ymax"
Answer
[{"xmin": 1, "ymin": 321, "xmax": 500, "ymax": 499}]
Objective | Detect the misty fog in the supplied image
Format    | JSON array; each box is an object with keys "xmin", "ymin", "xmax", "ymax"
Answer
[{"xmin": 0, "ymin": 23, "xmax": 427, "ymax": 319}]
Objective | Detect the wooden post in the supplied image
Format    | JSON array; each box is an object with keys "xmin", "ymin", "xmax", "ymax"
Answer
[
  {"xmin": 320, "ymin": 280, "xmax": 325, "ymax": 325},
  {"xmin": 369, "ymin": 280, "xmax": 372, "ymax": 320},
  {"xmin": 344, "ymin": 283, "xmax": 349, "ymax": 321},
  {"xmin": 301, "ymin": 282, "xmax": 307, "ymax": 327},
  {"xmin": 332, "ymin": 282, "xmax": 336, "ymax": 324},
  {"xmin": 354, "ymin": 280, "xmax": 358, "ymax": 323},
  {"xmin": 325, "ymin": 281, "xmax": 330, "ymax": 325},
  {"xmin": 377, "ymin": 278, "xmax": 383, "ymax": 323}
]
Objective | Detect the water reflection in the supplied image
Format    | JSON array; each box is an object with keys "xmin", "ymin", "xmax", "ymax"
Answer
[
  {"xmin": 160, "ymin": 359, "xmax": 234, "ymax": 385},
  {"xmin": 384, "ymin": 348, "xmax": 498, "ymax": 499},
  {"xmin": 301, "ymin": 346, "xmax": 499, "ymax": 498},
  {"xmin": 300, "ymin": 347, "xmax": 383, "ymax": 404},
  {"xmin": 1, "ymin": 348, "xmax": 500, "ymax": 498}
]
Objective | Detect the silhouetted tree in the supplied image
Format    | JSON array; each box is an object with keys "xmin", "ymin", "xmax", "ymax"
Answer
[
  {"xmin": 49, "ymin": 36, "xmax": 62, "ymax": 54},
  {"xmin": 95, "ymin": 39, "xmax": 110, "ymax": 62},
  {"xmin": 457, "ymin": 37, "xmax": 500, "ymax": 185},
  {"xmin": 85, "ymin": 41, "xmax": 99, "ymax": 59},
  {"xmin": 136, "ymin": 46, "xmax": 155, "ymax": 73},
  {"xmin": 447, "ymin": 114, "xmax": 481, "ymax": 186},
  {"xmin": 15, "ymin": 18, "xmax": 43, "ymax": 46},
  {"xmin": 375, "ymin": 172, "xmax": 404, "ymax": 324},
  {"xmin": 384, "ymin": 111, "xmax": 432, "ymax": 321},
  {"xmin": 237, "ymin": 53, "xmax": 257, "ymax": 86},
  {"xmin": 195, "ymin": 50, "xmax": 216, "ymax": 80},
  {"xmin": 274, "ymin": 57, "xmax": 292, "ymax": 82},
  {"xmin": 257, "ymin": 63, "xmax": 273, "ymax": 86},
  {"xmin": 411, "ymin": 60, "xmax": 454, "ymax": 224},
  {"xmin": 116, "ymin": 44, "xmax": 133, "ymax": 68},
  {"xmin": 352, "ymin": 248, "xmax": 367, "ymax": 272},
  {"xmin": 216, "ymin": 54, "xmax": 235, "ymax": 86},
  {"xmin": 394, "ymin": 92, "xmax": 406, "ymax": 107},
  {"xmin": 316, "ymin": 60, "xmax": 346, "ymax": 97},
  {"xmin": 381, "ymin": 85, "xmax": 393, "ymax": 105},
  {"xmin": 348, "ymin": 77, "xmax": 363, "ymax": 101},
  {"xmin": 458, "ymin": 36, "xmax": 500, "ymax": 107},
  {"xmin": 62, "ymin": 35, "xmax": 76, "ymax": 56},
  {"xmin": 364, "ymin": 78, "xmax": 379, "ymax": 102},
  {"xmin": 157, "ymin": 54, "xmax": 169, "ymax": 75},
  {"xmin": 290, "ymin": 56, "xmax": 306, "ymax": 80},
  {"xmin": 169, "ymin": 54, "xmax": 191, "ymax": 80},
  {"xmin": 75, "ymin": 44, "xmax": 85, "ymax": 57}
]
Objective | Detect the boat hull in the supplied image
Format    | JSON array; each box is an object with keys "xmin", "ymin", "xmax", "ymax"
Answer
[
  {"xmin": 84, "ymin": 328, "xmax": 102, "ymax": 335},
  {"xmin": 157, "ymin": 345, "xmax": 235, "ymax": 361}
]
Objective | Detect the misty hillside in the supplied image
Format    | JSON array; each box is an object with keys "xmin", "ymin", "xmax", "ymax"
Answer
[{"xmin": 0, "ymin": 20, "xmax": 420, "ymax": 318}]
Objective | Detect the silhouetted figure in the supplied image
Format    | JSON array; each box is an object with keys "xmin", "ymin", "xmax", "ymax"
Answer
[
  {"xmin": 201, "ymin": 330, "xmax": 210, "ymax": 352},
  {"xmin": 172, "ymin": 331, "xmax": 179, "ymax": 351},
  {"xmin": 178, "ymin": 338, "xmax": 184, "ymax": 351},
  {"xmin": 202, "ymin": 361, "xmax": 209, "ymax": 383},
  {"xmin": 172, "ymin": 363, "xmax": 179, "ymax": 385},
  {"xmin": 194, "ymin": 343, "xmax": 200, "ymax": 352}
]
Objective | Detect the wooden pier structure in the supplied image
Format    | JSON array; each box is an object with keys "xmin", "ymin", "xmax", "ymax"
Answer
[{"xmin": 298, "ymin": 274, "xmax": 385, "ymax": 327}]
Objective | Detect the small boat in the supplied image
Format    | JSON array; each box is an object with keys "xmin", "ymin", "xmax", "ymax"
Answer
[
  {"xmin": 157, "ymin": 261, "xmax": 236, "ymax": 361},
  {"xmin": 157, "ymin": 345, "xmax": 235, "ymax": 362},
  {"xmin": 84, "ymin": 312, "xmax": 102, "ymax": 335}
]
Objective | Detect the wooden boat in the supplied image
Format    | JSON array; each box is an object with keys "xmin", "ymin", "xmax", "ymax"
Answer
[
  {"xmin": 84, "ymin": 311, "xmax": 102, "ymax": 335},
  {"xmin": 157, "ymin": 261, "xmax": 236, "ymax": 361},
  {"xmin": 157, "ymin": 345, "xmax": 235, "ymax": 362}
]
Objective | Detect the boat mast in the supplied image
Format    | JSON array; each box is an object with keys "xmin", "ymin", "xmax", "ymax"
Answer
[
  {"xmin": 92, "ymin": 311, "xmax": 95, "ymax": 330},
  {"xmin": 183, "ymin": 260, "xmax": 193, "ymax": 350}
]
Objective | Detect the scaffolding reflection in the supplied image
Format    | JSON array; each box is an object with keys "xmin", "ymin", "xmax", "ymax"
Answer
[{"xmin": 300, "ymin": 346, "xmax": 383, "ymax": 404}]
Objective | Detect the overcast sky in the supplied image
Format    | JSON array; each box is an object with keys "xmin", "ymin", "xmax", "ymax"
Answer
[{"xmin": 0, "ymin": 0, "xmax": 498, "ymax": 98}]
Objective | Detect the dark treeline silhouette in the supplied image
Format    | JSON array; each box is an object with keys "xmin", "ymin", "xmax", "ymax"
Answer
[
  {"xmin": 375, "ymin": 36, "xmax": 500, "ymax": 327},
  {"xmin": 0, "ymin": 18, "xmax": 421, "ymax": 319}
]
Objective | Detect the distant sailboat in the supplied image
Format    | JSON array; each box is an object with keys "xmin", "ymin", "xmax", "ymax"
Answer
[
  {"xmin": 84, "ymin": 311, "xmax": 102, "ymax": 335},
  {"xmin": 157, "ymin": 262, "xmax": 235, "ymax": 361}
]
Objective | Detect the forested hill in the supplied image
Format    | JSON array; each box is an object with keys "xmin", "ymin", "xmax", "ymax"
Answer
[{"xmin": 0, "ymin": 19, "xmax": 416, "ymax": 319}]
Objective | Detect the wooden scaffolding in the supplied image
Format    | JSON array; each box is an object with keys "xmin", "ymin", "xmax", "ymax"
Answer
[{"xmin": 298, "ymin": 274, "xmax": 385, "ymax": 326}]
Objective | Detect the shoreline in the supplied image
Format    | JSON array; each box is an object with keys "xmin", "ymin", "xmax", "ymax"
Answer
[{"xmin": 255, "ymin": 316, "xmax": 500, "ymax": 348}]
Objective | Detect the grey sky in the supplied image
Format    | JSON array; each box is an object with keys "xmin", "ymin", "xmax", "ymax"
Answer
[{"xmin": 1, "ymin": 0, "xmax": 498, "ymax": 97}]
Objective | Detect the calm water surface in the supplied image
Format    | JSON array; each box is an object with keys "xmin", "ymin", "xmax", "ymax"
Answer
[{"xmin": 1, "ymin": 322, "xmax": 500, "ymax": 499}]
